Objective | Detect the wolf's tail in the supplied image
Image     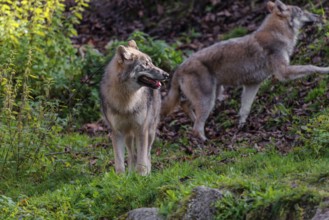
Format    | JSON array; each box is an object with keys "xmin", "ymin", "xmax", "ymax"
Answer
[{"xmin": 161, "ymin": 70, "xmax": 180, "ymax": 116}]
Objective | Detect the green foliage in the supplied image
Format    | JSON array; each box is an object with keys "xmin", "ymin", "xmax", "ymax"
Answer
[
  {"xmin": 67, "ymin": 46, "xmax": 105, "ymax": 124},
  {"xmin": 0, "ymin": 0, "xmax": 88, "ymax": 96},
  {"xmin": 298, "ymin": 110, "xmax": 329, "ymax": 155},
  {"xmin": 212, "ymin": 152, "xmax": 327, "ymax": 220},
  {"xmin": 305, "ymin": 79, "xmax": 328, "ymax": 102},
  {"xmin": 215, "ymin": 185, "xmax": 320, "ymax": 220},
  {"xmin": 215, "ymin": 191, "xmax": 248, "ymax": 220},
  {"xmin": 0, "ymin": 161, "xmax": 213, "ymax": 219},
  {"xmin": 0, "ymin": 0, "xmax": 89, "ymax": 176},
  {"xmin": 1, "ymin": 133, "xmax": 329, "ymax": 219}
]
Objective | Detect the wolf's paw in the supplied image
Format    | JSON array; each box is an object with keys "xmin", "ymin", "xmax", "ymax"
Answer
[
  {"xmin": 136, "ymin": 164, "xmax": 150, "ymax": 176},
  {"xmin": 238, "ymin": 122, "xmax": 246, "ymax": 130},
  {"xmin": 192, "ymin": 130, "xmax": 207, "ymax": 142}
]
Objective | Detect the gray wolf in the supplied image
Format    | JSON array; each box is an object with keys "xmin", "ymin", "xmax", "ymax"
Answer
[
  {"xmin": 100, "ymin": 40, "xmax": 168, "ymax": 175},
  {"xmin": 161, "ymin": 0, "xmax": 329, "ymax": 141}
]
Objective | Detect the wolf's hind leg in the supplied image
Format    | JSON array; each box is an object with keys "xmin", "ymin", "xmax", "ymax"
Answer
[
  {"xmin": 185, "ymin": 84, "xmax": 216, "ymax": 141},
  {"xmin": 192, "ymin": 94, "xmax": 216, "ymax": 141},
  {"xmin": 238, "ymin": 84, "xmax": 261, "ymax": 128},
  {"xmin": 181, "ymin": 68, "xmax": 217, "ymax": 141},
  {"xmin": 181, "ymin": 100, "xmax": 196, "ymax": 122}
]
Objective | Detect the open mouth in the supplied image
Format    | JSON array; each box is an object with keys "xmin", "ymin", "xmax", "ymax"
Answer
[
  {"xmin": 138, "ymin": 75, "xmax": 162, "ymax": 89},
  {"xmin": 304, "ymin": 19, "xmax": 316, "ymax": 25}
]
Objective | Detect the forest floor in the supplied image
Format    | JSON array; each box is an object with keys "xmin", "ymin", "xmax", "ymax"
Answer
[{"xmin": 75, "ymin": 0, "xmax": 329, "ymax": 155}]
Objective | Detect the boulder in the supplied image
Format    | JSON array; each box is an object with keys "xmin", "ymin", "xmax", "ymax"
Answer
[
  {"xmin": 182, "ymin": 186, "xmax": 224, "ymax": 220},
  {"xmin": 126, "ymin": 208, "xmax": 164, "ymax": 220},
  {"xmin": 312, "ymin": 200, "xmax": 329, "ymax": 220}
]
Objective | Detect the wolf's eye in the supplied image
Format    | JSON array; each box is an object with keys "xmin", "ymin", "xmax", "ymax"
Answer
[{"xmin": 296, "ymin": 8, "xmax": 302, "ymax": 15}]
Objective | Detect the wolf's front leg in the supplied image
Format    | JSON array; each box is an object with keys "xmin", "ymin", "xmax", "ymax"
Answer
[
  {"xmin": 147, "ymin": 128, "xmax": 157, "ymax": 172},
  {"xmin": 125, "ymin": 135, "xmax": 137, "ymax": 172},
  {"xmin": 136, "ymin": 130, "xmax": 150, "ymax": 175},
  {"xmin": 111, "ymin": 132, "xmax": 125, "ymax": 174},
  {"xmin": 277, "ymin": 65, "xmax": 329, "ymax": 81}
]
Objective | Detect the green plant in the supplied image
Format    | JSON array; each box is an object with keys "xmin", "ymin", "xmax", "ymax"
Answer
[
  {"xmin": 0, "ymin": 0, "xmax": 89, "ymax": 176},
  {"xmin": 215, "ymin": 191, "xmax": 248, "ymax": 220},
  {"xmin": 305, "ymin": 79, "xmax": 328, "ymax": 103},
  {"xmin": 298, "ymin": 111, "xmax": 329, "ymax": 155}
]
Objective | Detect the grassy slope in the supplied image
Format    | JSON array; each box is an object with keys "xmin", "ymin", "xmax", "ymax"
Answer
[{"xmin": 1, "ymin": 132, "xmax": 329, "ymax": 219}]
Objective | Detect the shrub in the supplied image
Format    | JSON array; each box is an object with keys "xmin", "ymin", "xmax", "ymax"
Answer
[{"xmin": 0, "ymin": 0, "xmax": 89, "ymax": 176}]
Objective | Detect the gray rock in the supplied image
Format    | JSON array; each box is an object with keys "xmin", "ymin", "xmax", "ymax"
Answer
[
  {"xmin": 312, "ymin": 200, "xmax": 329, "ymax": 220},
  {"xmin": 126, "ymin": 208, "xmax": 164, "ymax": 220},
  {"xmin": 182, "ymin": 186, "xmax": 224, "ymax": 220}
]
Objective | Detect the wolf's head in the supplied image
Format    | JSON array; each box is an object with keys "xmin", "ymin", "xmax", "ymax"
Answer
[
  {"xmin": 115, "ymin": 40, "xmax": 169, "ymax": 90},
  {"xmin": 267, "ymin": 0, "xmax": 319, "ymax": 30}
]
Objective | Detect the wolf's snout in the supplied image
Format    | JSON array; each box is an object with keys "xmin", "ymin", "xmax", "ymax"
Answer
[
  {"xmin": 163, "ymin": 71, "xmax": 169, "ymax": 80},
  {"xmin": 310, "ymin": 13, "xmax": 320, "ymax": 22},
  {"xmin": 305, "ymin": 12, "xmax": 320, "ymax": 23}
]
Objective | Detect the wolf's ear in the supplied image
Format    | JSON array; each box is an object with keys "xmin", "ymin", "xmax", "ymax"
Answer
[
  {"xmin": 275, "ymin": 0, "xmax": 288, "ymax": 14},
  {"xmin": 268, "ymin": 0, "xmax": 288, "ymax": 16},
  {"xmin": 116, "ymin": 45, "xmax": 132, "ymax": 64},
  {"xmin": 267, "ymin": 1, "xmax": 275, "ymax": 13},
  {"xmin": 128, "ymin": 40, "xmax": 138, "ymax": 50}
]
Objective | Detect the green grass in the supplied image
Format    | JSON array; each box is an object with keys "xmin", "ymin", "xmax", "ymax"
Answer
[
  {"xmin": 1, "ymin": 128, "xmax": 329, "ymax": 219},
  {"xmin": 3, "ymin": 106, "xmax": 329, "ymax": 219}
]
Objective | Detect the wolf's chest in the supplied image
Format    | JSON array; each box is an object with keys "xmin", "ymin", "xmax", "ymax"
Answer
[
  {"xmin": 106, "ymin": 95, "xmax": 149, "ymax": 132},
  {"xmin": 109, "ymin": 112, "xmax": 146, "ymax": 133}
]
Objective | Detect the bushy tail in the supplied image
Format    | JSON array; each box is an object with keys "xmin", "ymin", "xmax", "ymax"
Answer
[{"xmin": 161, "ymin": 71, "xmax": 180, "ymax": 116}]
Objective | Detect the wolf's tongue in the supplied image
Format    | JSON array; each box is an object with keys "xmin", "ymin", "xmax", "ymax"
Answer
[
  {"xmin": 145, "ymin": 77, "xmax": 159, "ymax": 87},
  {"xmin": 138, "ymin": 75, "xmax": 162, "ymax": 89}
]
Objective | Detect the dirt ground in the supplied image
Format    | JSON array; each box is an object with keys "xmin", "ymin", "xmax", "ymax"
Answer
[{"xmin": 75, "ymin": 0, "xmax": 329, "ymax": 155}]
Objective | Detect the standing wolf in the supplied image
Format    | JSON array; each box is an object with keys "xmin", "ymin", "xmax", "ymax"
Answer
[
  {"xmin": 162, "ymin": 0, "xmax": 329, "ymax": 141},
  {"xmin": 100, "ymin": 40, "xmax": 168, "ymax": 175}
]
